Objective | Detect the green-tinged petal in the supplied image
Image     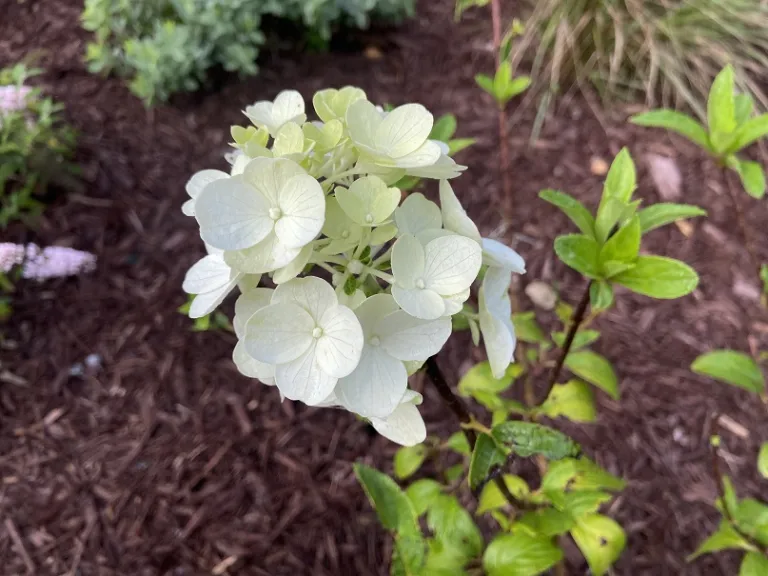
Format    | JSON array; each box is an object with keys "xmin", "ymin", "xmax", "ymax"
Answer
[
  {"xmin": 370, "ymin": 396, "xmax": 427, "ymax": 446},
  {"xmin": 272, "ymin": 244, "xmax": 313, "ymax": 284},
  {"xmin": 224, "ymin": 232, "xmax": 301, "ymax": 274},
  {"xmin": 346, "ymin": 99, "xmax": 384, "ymax": 153},
  {"xmin": 439, "ymin": 179, "xmax": 481, "ymax": 242},
  {"xmin": 336, "ymin": 175, "xmax": 401, "ymax": 226},
  {"xmin": 395, "ymin": 193, "xmax": 442, "ymax": 236},
  {"xmin": 423, "ymin": 235, "xmax": 482, "ymax": 295},
  {"xmin": 392, "ymin": 234, "xmax": 426, "ymax": 287},
  {"xmin": 275, "ymin": 340, "xmax": 337, "ymax": 405},
  {"xmin": 245, "ymin": 302, "xmax": 314, "ymax": 364},
  {"xmin": 377, "ymin": 103, "xmax": 433, "ymax": 158}
]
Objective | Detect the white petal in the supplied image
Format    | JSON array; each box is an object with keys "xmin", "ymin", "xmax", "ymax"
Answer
[
  {"xmin": 376, "ymin": 103, "xmax": 433, "ymax": 158},
  {"xmin": 275, "ymin": 174, "xmax": 325, "ymax": 248},
  {"xmin": 186, "ymin": 169, "xmax": 228, "ymax": 199},
  {"xmin": 439, "ymin": 180, "xmax": 481, "ymax": 242},
  {"xmin": 233, "ymin": 340, "xmax": 276, "ymax": 379},
  {"xmin": 406, "ymin": 155, "xmax": 466, "ymax": 180},
  {"xmin": 244, "ymin": 101, "xmax": 274, "ymax": 130},
  {"xmin": 272, "ymin": 244, "xmax": 313, "ymax": 284},
  {"xmin": 482, "ymin": 238, "xmax": 526, "ymax": 274},
  {"xmin": 233, "ymin": 287, "xmax": 274, "ymax": 338},
  {"xmin": 480, "ymin": 310, "xmax": 515, "ymax": 379},
  {"xmin": 230, "ymin": 153, "xmax": 250, "ymax": 176},
  {"xmin": 181, "ymin": 198, "xmax": 195, "ymax": 216},
  {"xmin": 404, "ymin": 360, "xmax": 425, "ymax": 376},
  {"xmin": 237, "ymin": 273, "xmax": 262, "ymax": 293},
  {"xmin": 243, "ymin": 157, "xmax": 306, "ymax": 206},
  {"xmin": 391, "ymin": 285, "xmax": 445, "ymax": 320},
  {"xmin": 393, "ymin": 140, "xmax": 442, "ymax": 168},
  {"xmin": 346, "ymin": 99, "xmax": 384, "ymax": 154},
  {"xmin": 195, "ymin": 176, "xmax": 273, "ymax": 250},
  {"xmin": 441, "ymin": 288, "xmax": 470, "ymax": 317},
  {"xmin": 336, "ymin": 346, "xmax": 407, "ymax": 418},
  {"xmin": 315, "ymin": 305, "xmax": 364, "ymax": 377},
  {"xmin": 354, "ymin": 293, "xmax": 401, "ymax": 338},
  {"xmin": 188, "ymin": 279, "xmax": 238, "ymax": 318},
  {"xmin": 376, "ymin": 311, "xmax": 452, "ymax": 361},
  {"xmin": 271, "ymin": 90, "xmax": 306, "ymax": 129},
  {"xmin": 337, "ymin": 289, "xmax": 367, "ymax": 310},
  {"xmin": 224, "ymin": 232, "xmax": 301, "ymax": 274},
  {"xmin": 335, "ymin": 176, "xmax": 401, "ymax": 226},
  {"xmin": 244, "ymin": 302, "xmax": 314, "ymax": 364},
  {"xmin": 394, "ymin": 193, "xmax": 442, "ymax": 237},
  {"xmin": 423, "ymin": 235, "xmax": 482, "ymax": 295},
  {"xmin": 391, "ymin": 234, "xmax": 425, "ymax": 288},
  {"xmin": 183, "ymin": 254, "xmax": 238, "ymax": 295},
  {"xmin": 272, "ymin": 276, "xmax": 338, "ymax": 320},
  {"xmin": 275, "ymin": 341, "xmax": 337, "ymax": 405},
  {"xmin": 415, "ymin": 228, "xmax": 454, "ymax": 245},
  {"xmin": 480, "ymin": 267, "xmax": 514, "ymax": 334},
  {"xmin": 370, "ymin": 402, "xmax": 426, "ymax": 446}
]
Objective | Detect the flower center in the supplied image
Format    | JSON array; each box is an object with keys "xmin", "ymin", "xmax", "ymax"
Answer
[
  {"xmin": 364, "ymin": 213, "xmax": 374, "ymax": 224},
  {"xmin": 347, "ymin": 259, "xmax": 364, "ymax": 275},
  {"xmin": 269, "ymin": 207, "xmax": 283, "ymax": 220},
  {"xmin": 369, "ymin": 336, "xmax": 381, "ymax": 347},
  {"xmin": 415, "ymin": 278, "xmax": 426, "ymax": 289},
  {"xmin": 312, "ymin": 327, "xmax": 324, "ymax": 339}
]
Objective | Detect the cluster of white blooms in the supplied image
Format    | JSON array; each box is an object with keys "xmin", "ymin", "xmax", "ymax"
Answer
[
  {"xmin": 182, "ymin": 88, "xmax": 525, "ymax": 446},
  {"xmin": 0, "ymin": 243, "xmax": 96, "ymax": 280},
  {"xmin": 0, "ymin": 85, "xmax": 31, "ymax": 114}
]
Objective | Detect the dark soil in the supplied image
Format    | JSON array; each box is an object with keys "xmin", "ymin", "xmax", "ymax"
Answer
[{"xmin": 2, "ymin": 1, "xmax": 767, "ymax": 575}]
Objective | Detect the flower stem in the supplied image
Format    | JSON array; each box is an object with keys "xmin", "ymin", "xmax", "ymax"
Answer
[
  {"xmin": 366, "ymin": 268, "xmax": 394, "ymax": 284},
  {"xmin": 537, "ymin": 280, "xmax": 592, "ymax": 405}
]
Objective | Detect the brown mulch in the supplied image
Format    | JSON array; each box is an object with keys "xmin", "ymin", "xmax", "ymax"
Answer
[{"xmin": 2, "ymin": 0, "xmax": 767, "ymax": 575}]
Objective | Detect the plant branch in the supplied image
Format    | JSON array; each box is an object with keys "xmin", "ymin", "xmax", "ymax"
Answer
[
  {"xmin": 538, "ymin": 280, "xmax": 593, "ymax": 404},
  {"xmin": 709, "ymin": 429, "xmax": 768, "ymax": 556},
  {"xmin": 723, "ymin": 168, "xmax": 762, "ymax": 281},
  {"xmin": 424, "ymin": 356, "xmax": 530, "ymax": 512}
]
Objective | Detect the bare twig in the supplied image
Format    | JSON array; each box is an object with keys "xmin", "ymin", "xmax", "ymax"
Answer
[
  {"xmin": 424, "ymin": 357, "xmax": 530, "ymax": 512},
  {"xmin": 4, "ymin": 518, "xmax": 35, "ymax": 574},
  {"xmin": 537, "ymin": 280, "xmax": 593, "ymax": 404}
]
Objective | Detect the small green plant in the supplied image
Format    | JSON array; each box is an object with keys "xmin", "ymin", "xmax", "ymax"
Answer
[
  {"xmin": 634, "ymin": 64, "xmax": 768, "ymax": 573},
  {"xmin": 356, "ymin": 149, "xmax": 705, "ymax": 575},
  {"xmin": 82, "ymin": 0, "xmax": 416, "ymax": 106},
  {"xmin": 0, "ymin": 64, "xmax": 78, "ymax": 227},
  {"xmin": 178, "ymin": 294, "xmax": 233, "ymax": 333},
  {"xmin": 513, "ymin": 0, "xmax": 768, "ymax": 118}
]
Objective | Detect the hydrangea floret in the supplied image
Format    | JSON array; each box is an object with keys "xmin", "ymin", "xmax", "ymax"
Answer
[{"xmin": 182, "ymin": 88, "xmax": 525, "ymax": 446}]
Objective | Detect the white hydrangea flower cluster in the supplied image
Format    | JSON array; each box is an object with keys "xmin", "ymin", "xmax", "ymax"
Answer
[{"xmin": 182, "ymin": 88, "xmax": 525, "ymax": 446}]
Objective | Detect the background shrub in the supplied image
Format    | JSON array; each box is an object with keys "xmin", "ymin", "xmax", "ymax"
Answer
[
  {"xmin": 513, "ymin": 0, "xmax": 768, "ymax": 118},
  {"xmin": 0, "ymin": 64, "xmax": 77, "ymax": 229},
  {"xmin": 82, "ymin": 0, "xmax": 416, "ymax": 106}
]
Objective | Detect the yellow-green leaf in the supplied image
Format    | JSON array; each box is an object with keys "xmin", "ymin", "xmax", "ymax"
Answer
[
  {"xmin": 483, "ymin": 532, "xmax": 563, "ymax": 576},
  {"xmin": 564, "ymin": 350, "xmax": 619, "ymax": 399},
  {"xmin": 692, "ymin": 350, "xmax": 764, "ymax": 394},
  {"xmin": 571, "ymin": 514, "xmax": 626, "ymax": 576},
  {"xmin": 539, "ymin": 380, "xmax": 597, "ymax": 423}
]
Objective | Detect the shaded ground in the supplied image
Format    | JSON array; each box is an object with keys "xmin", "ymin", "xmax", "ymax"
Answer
[{"xmin": 1, "ymin": 0, "xmax": 767, "ymax": 574}]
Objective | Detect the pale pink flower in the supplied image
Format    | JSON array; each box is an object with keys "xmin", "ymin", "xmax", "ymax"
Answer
[
  {"xmin": 0, "ymin": 242, "xmax": 96, "ymax": 280},
  {"xmin": 0, "ymin": 85, "xmax": 32, "ymax": 113}
]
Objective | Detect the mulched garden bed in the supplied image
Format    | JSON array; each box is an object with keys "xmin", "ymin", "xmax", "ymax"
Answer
[{"xmin": 1, "ymin": 0, "xmax": 767, "ymax": 574}]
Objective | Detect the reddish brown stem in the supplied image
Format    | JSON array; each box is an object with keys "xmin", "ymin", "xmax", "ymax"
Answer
[{"xmin": 537, "ymin": 281, "xmax": 593, "ymax": 405}]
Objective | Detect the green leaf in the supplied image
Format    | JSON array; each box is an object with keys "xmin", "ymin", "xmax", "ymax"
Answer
[
  {"xmin": 541, "ymin": 458, "xmax": 626, "ymax": 493},
  {"xmin": 423, "ymin": 539, "xmax": 471, "ymax": 576},
  {"xmin": 517, "ymin": 508, "xmax": 575, "ymax": 537},
  {"xmin": 426, "ymin": 494, "xmax": 484, "ymax": 560},
  {"xmin": 354, "ymin": 464, "xmax": 419, "ymax": 533},
  {"xmin": 551, "ymin": 330, "xmax": 600, "ymax": 350},
  {"xmin": 406, "ymin": 479, "xmax": 443, "ymax": 517},
  {"xmin": 554, "ymin": 234, "xmax": 601, "ymax": 278},
  {"xmin": 505, "ymin": 76, "xmax": 531, "ymax": 100},
  {"xmin": 391, "ymin": 531, "xmax": 427, "ymax": 576},
  {"xmin": 735, "ymin": 93, "xmax": 754, "ymax": 126},
  {"xmin": 733, "ymin": 498, "xmax": 768, "ymax": 543},
  {"xmin": 445, "ymin": 464, "xmax": 464, "ymax": 484},
  {"xmin": 483, "ymin": 532, "xmax": 563, "ymax": 576},
  {"xmin": 707, "ymin": 65, "xmax": 737, "ymax": 151},
  {"xmin": 469, "ymin": 433, "xmax": 506, "ymax": 490},
  {"xmin": 758, "ymin": 443, "xmax": 768, "ymax": 479},
  {"xmin": 539, "ymin": 380, "xmax": 597, "ymax": 423},
  {"xmin": 734, "ymin": 160, "xmax": 766, "ymax": 199},
  {"xmin": 546, "ymin": 490, "xmax": 612, "ymax": 517},
  {"xmin": 599, "ymin": 215, "xmax": 641, "ymax": 273},
  {"xmin": 447, "ymin": 138, "xmax": 476, "ymax": 156},
  {"xmin": 630, "ymin": 109, "xmax": 710, "ymax": 151},
  {"xmin": 475, "ymin": 73, "xmax": 495, "ymax": 97},
  {"xmin": 430, "ymin": 114, "xmax": 457, "ymax": 142},
  {"xmin": 638, "ymin": 203, "xmax": 707, "ymax": 234},
  {"xmin": 733, "ymin": 114, "xmax": 768, "ymax": 151},
  {"xmin": 613, "ymin": 255, "xmax": 699, "ymax": 299},
  {"xmin": 594, "ymin": 197, "xmax": 627, "ymax": 245},
  {"xmin": 692, "ymin": 350, "xmax": 764, "ymax": 394},
  {"xmin": 394, "ymin": 444, "xmax": 428, "ymax": 480},
  {"xmin": 741, "ymin": 552, "xmax": 768, "ymax": 576},
  {"xmin": 459, "ymin": 361, "xmax": 522, "ymax": 396},
  {"xmin": 602, "ymin": 148, "xmax": 636, "ymax": 204},
  {"xmin": 571, "ymin": 514, "xmax": 626, "ymax": 576},
  {"xmin": 689, "ymin": 521, "xmax": 754, "ymax": 560},
  {"xmin": 493, "ymin": 62, "xmax": 513, "ymax": 102},
  {"xmin": 477, "ymin": 475, "xmax": 530, "ymax": 514},
  {"xmin": 564, "ymin": 350, "xmax": 619, "ymax": 399},
  {"xmin": 590, "ymin": 281, "xmax": 614, "ymax": 312},
  {"xmin": 445, "ymin": 431, "xmax": 471, "ymax": 456},
  {"xmin": 539, "ymin": 189, "xmax": 595, "ymax": 238},
  {"xmin": 512, "ymin": 311, "xmax": 548, "ymax": 343},
  {"xmin": 492, "ymin": 421, "xmax": 580, "ymax": 460}
]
